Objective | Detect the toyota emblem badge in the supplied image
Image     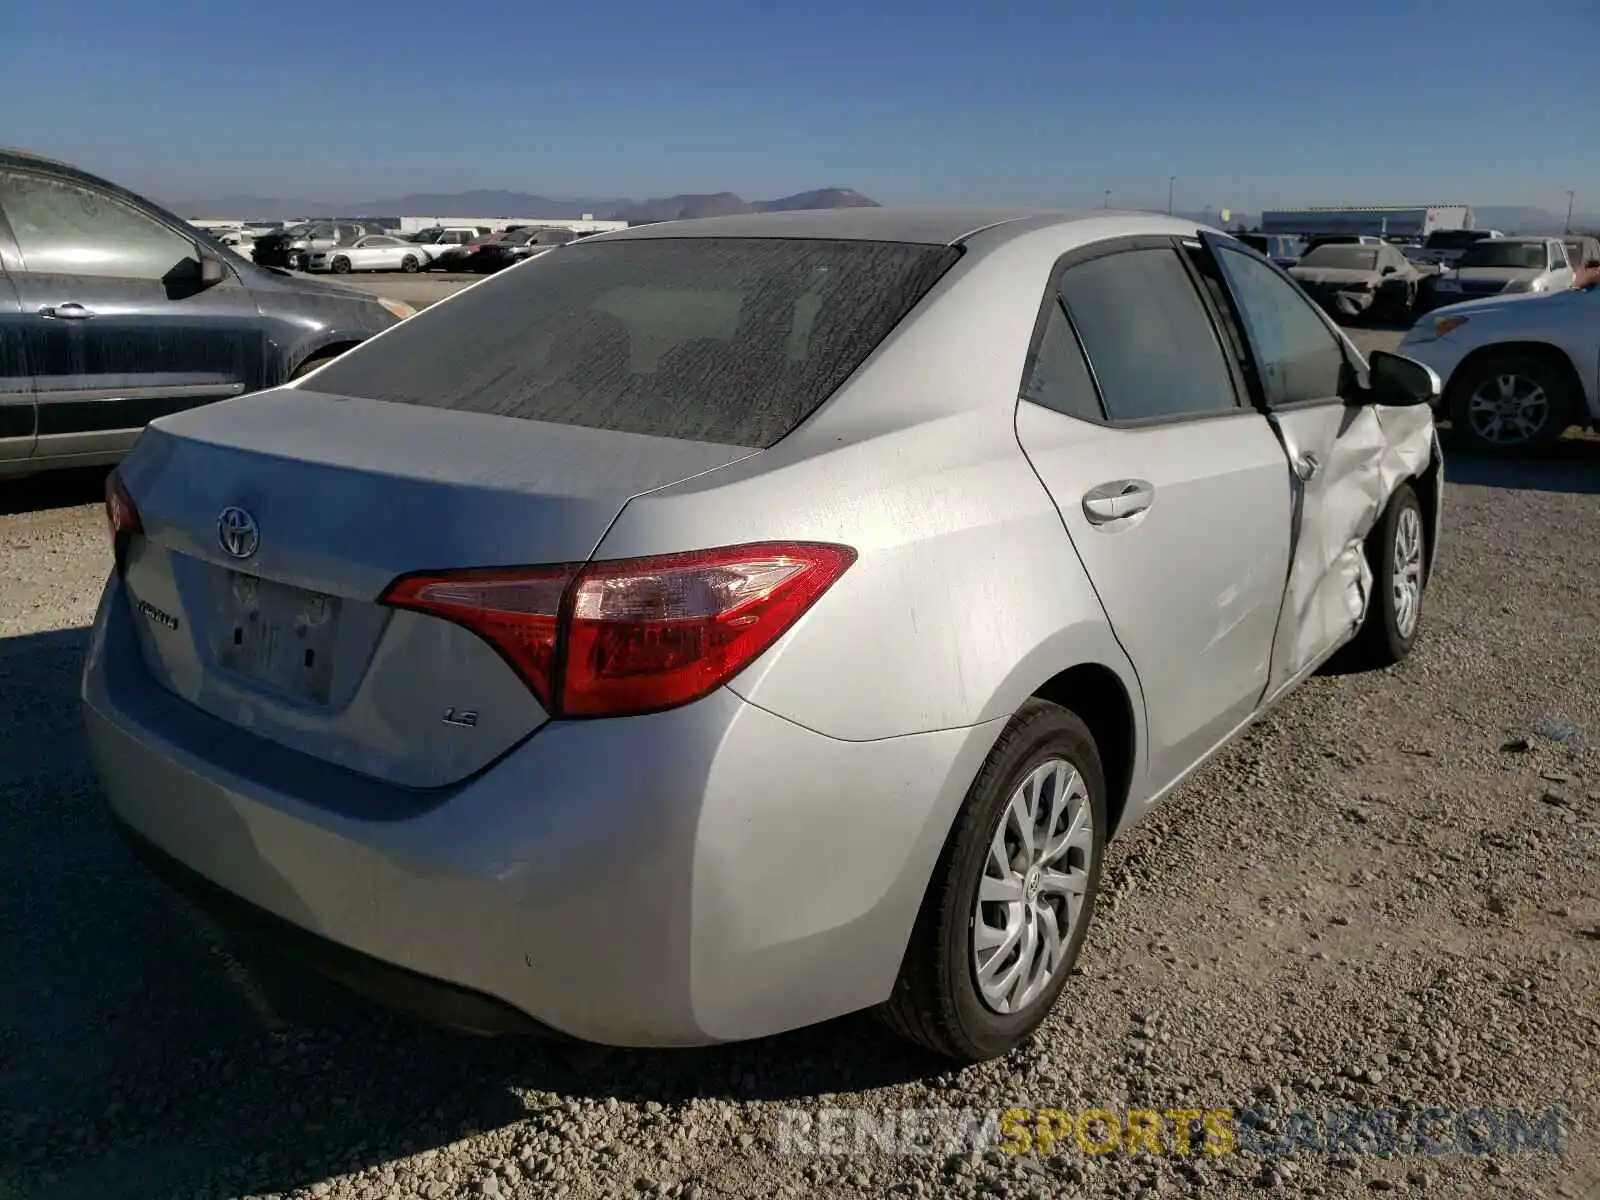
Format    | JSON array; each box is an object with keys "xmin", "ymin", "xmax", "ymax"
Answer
[{"xmin": 217, "ymin": 506, "xmax": 260, "ymax": 560}]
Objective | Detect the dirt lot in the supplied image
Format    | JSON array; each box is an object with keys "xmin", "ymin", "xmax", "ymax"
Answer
[{"xmin": 1, "ymin": 316, "xmax": 1596, "ymax": 1200}]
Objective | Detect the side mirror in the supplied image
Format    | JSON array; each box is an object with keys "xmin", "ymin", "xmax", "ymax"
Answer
[
  {"xmin": 198, "ymin": 248, "xmax": 226, "ymax": 285},
  {"xmin": 1364, "ymin": 350, "xmax": 1440, "ymax": 408},
  {"xmin": 1381, "ymin": 265, "xmax": 1397, "ymax": 275}
]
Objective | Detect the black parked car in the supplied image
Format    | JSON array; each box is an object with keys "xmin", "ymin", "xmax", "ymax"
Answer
[
  {"xmin": 0, "ymin": 148, "xmax": 413, "ymax": 478},
  {"xmin": 465, "ymin": 226, "xmax": 578, "ymax": 274}
]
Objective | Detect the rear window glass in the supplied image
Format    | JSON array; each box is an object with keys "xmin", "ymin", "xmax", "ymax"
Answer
[
  {"xmin": 308, "ymin": 237, "xmax": 960, "ymax": 448},
  {"xmin": 1425, "ymin": 230, "xmax": 1490, "ymax": 250},
  {"xmin": 1299, "ymin": 247, "xmax": 1378, "ymax": 270}
]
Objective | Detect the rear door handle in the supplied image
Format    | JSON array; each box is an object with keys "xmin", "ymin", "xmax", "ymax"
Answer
[
  {"xmin": 40, "ymin": 302, "xmax": 93, "ymax": 320},
  {"xmin": 1082, "ymin": 479, "xmax": 1155, "ymax": 524}
]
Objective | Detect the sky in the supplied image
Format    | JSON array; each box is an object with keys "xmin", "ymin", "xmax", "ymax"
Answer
[{"xmin": 3, "ymin": 0, "xmax": 1596, "ymax": 214}]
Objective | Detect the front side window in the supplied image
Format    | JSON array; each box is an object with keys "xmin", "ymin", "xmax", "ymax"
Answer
[
  {"xmin": 1058, "ymin": 247, "xmax": 1238, "ymax": 422},
  {"xmin": 0, "ymin": 171, "xmax": 198, "ymax": 281},
  {"xmin": 1215, "ymin": 245, "xmax": 1346, "ymax": 405},
  {"xmin": 306, "ymin": 236, "xmax": 960, "ymax": 448}
]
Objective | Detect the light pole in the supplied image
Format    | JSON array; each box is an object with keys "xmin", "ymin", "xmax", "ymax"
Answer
[
  {"xmin": 1103, "ymin": 190, "xmax": 1111, "ymax": 209},
  {"xmin": 1565, "ymin": 190, "xmax": 1576, "ymax": 234},
  {"xmin": 1167, "ymin": 176, "xmax": 1175, "ymax": 216}
]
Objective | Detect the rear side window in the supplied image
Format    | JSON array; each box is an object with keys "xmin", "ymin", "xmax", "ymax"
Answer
[
  {"xmin": 1059, "ymin": 247, "xmax": 1239, "ymax": 422},
  {"xmin": 310, "ymin": 237, "xmax": 960, "ymax": 448},
  {"xmin": 1021, "ymin": 299, "xmax": 1103, "ymax": 421}
]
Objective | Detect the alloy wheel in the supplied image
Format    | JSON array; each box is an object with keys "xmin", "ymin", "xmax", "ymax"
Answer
[
  {"xmin": 1466, "ymin": 372, "xmax": 1549, "ymax": 445},
  {"xmin": 1392, "ymin": 503, "xmax": 1424, "ymax": 640},
  {"xmin": 971, "ymin": 758, "xmax": 1094, "ymax": 1014}
]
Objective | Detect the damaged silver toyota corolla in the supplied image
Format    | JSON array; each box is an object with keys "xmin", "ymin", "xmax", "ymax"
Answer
[{"xmin": 83, "ymin": 209, "xmax": 1443, "ymax": 1062}]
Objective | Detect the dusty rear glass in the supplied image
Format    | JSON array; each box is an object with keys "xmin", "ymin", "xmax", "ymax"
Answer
[
  {"xmin": 1299, "ymin": 247, "xmax": 1378, "ymax": 271},
  {"xmin": 1424, "ymin": 229, "xmax": 1493, "ymax": 250},
  {"xmin": 307, "ymin": 236, "xmax": 960, "ymax": 448}
]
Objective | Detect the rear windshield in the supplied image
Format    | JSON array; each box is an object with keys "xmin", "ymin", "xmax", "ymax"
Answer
[
  {"xmin": 308, "ymin": 236, "xmax": 960, "ymax": 448},
  {"xmin": 1458, "ymin": 242, "xmax": 1546, "ymax": 269},
  {"xmin": 1424, "ymin": 230, "xmax": 1490, "ymax": 250},
  {"xmin": 1299, "ymin": 247, "xmax": 1377, "ymax": 270}
]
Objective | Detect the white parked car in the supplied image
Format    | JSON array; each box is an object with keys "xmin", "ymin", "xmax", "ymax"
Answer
[
  {"xmin": 1428, "ymin": 237, "xmax": 1574, "ymax": 305},
  {"xmin": 1398, "ymin": 275, "xmax": 1600, "ymax": 452},
  {"xmin": 307, "ymin": 234, "xmax": 430, "ymax": 274}
]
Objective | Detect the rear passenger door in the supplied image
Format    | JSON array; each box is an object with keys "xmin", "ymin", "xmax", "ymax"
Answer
[
  {"xmin": 1012, "ymin": 237, "xmax": 1294, "ymax": 792},
  {"xmin": 1200, "ymin": 233, "xmax": 1401, "ymax": 690}
]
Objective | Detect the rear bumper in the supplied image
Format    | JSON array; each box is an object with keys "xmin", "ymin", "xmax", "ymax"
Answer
[
  {"xmin": 110, "ymin": 813, "xmax": 558, "ymax": 1037},
  {"xmin": 83, "ymin": 573, "xmax": 1002, "ymax": 1046}
]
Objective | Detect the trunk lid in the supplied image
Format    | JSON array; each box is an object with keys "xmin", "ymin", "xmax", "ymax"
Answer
[{"xmin": 115, "ymin": 388, "xmax": 754, "ymax": 788}]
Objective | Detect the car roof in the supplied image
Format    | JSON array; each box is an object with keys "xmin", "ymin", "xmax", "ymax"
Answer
[
  {"xmin": 0, "ymin": 145, "xmax": 79, "ymax": 173},
  {"xmin": 598, "ymin": 205, "xmax": 1188, "ymax": 248}
]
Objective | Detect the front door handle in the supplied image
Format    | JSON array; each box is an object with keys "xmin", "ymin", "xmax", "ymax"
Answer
[
  {"xmin": 1083, "ymin": 479, "xmax": 1155, "ymax": 524},
  {"xmin": 40, "ymin": 302, "xmax": 93, "ymax": 320}
]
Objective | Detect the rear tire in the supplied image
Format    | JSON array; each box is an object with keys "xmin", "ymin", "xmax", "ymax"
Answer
[
  {"xmin": 1448, "ymin": 353, "xmax": 1571, "ymax": 454},
  {"xmin": 331, "ymin": 256, "xmax": 351, "ymax": 275},
  {"xmin": 1334, "ymin": 483, "xmax": 1425, "ymax": 671},
  {"xmin": 876, "ymin": 699, "xmax": 1106, "ymax": 1061},
  {"xmin": 289, "ymin": 351, "xmax": 345, "ymax": 381},
  {"xmin": 401, "ymin": 254, "xmax": 420, "ymax": 273}
]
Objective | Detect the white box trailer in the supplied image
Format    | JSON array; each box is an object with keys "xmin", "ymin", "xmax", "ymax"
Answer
[{"xmin": 1260, "ymin": 205, "xmax": 1474, "ymax": 239}]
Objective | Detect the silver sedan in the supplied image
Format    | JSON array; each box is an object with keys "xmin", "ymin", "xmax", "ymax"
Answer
[
  {"xmin": 306, "ymin": 233, "xmax": 430, "ymax": 274},
  {"xmin": 85, "ymin": 208, "xmax": 1443, "ymax": 1061}
]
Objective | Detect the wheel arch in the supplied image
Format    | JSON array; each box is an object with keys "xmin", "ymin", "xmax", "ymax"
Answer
[
  {"xmin": 287, "ymin": 338, "xmax": 365, "ymax": 379},
  {"xmin": 1030, "ymin": 661, "xmax": 1139, "ymax": 839},
  {"xmin": 1408, "ymin": 440, "xmax": 1444, "ymax": 585},
  {"xmin": 1445, "ymin": 340, "xmax": 1585, "ymax": 427}
]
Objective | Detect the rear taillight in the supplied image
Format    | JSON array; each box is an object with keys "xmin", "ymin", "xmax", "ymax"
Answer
[
  {"xmin": 381, "ymin": 542, "xmax": 856, "ymax": 718},
  {"xmin": 104, "ymin": 470, "xmax": 142, "ymax": 566},
  {"xmin": 382, "ymin": 566, "xmax": 577, "ymax": 711}
]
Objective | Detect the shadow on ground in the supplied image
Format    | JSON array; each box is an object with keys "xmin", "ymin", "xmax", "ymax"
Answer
[
  {"xmin": 0, "ymin": 465, "xmax": 111, "ymax": 517},
  {"xmin": 1439, "ymin": 429, "xmax": 1600, "ymax": 495},
  {"xmin": 0, "ymin": 627, "xmax": 948, "ymax": 1200}
]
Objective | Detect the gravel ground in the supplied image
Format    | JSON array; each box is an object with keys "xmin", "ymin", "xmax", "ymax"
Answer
[{"xmin": 1, "ymin": 321, "xmax": 1596, "ymax": 1200}]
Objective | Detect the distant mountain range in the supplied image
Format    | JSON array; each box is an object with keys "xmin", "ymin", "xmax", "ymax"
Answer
[
  {"xmin": 166, "ymin": 189, "xmax": 1597, "ymax": 235},
  {"xmin": 169, "ymin": 187, "xmax": 880, "ymax": 223}
]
